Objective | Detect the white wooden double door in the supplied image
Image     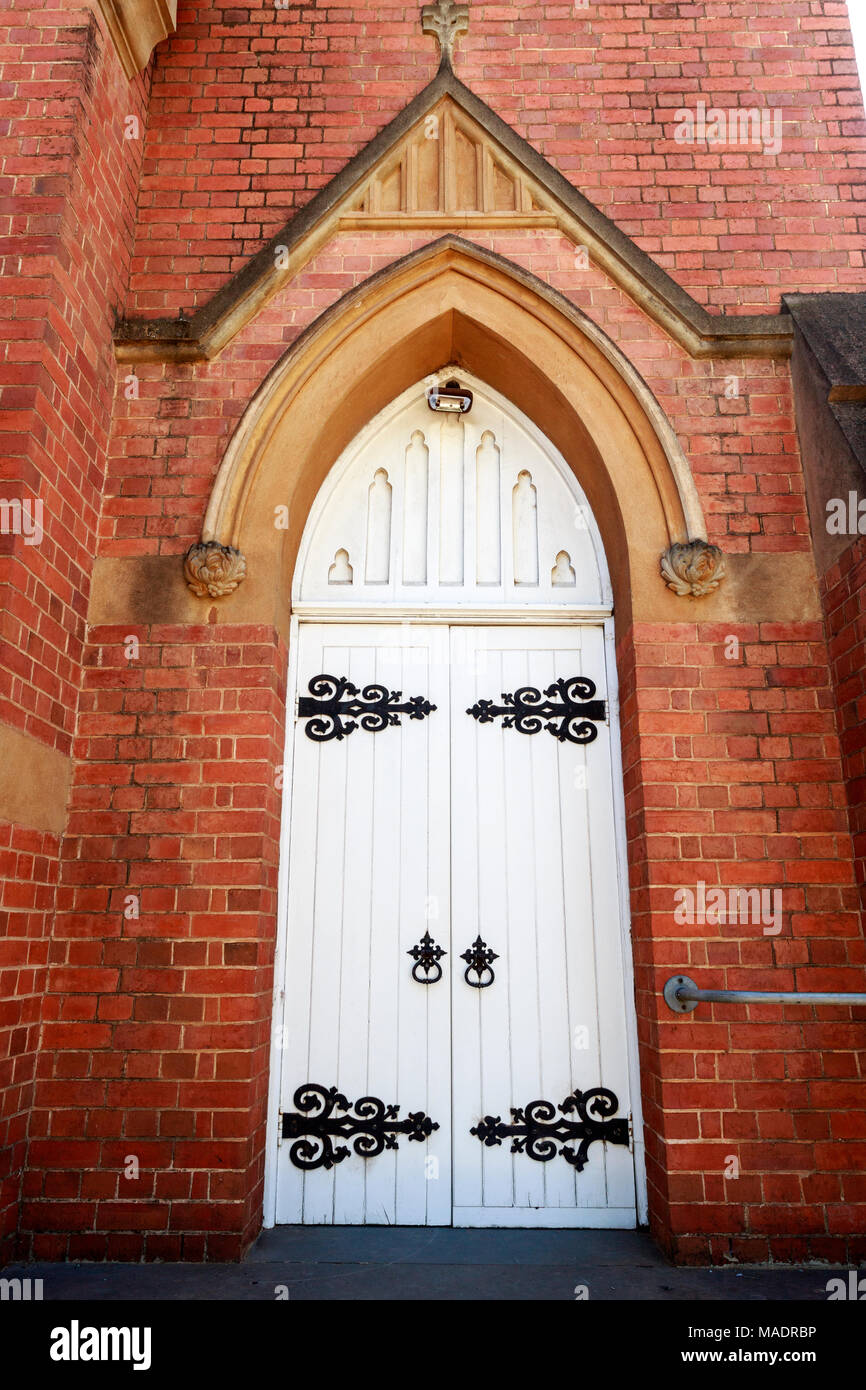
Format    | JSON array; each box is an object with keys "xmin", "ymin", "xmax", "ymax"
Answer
[{"xmin": 275, "ymin": 622, "xmax": 637, "ymax": 1227}]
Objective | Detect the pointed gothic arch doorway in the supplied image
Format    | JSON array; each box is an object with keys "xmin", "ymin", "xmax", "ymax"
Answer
[{"xmin": 263, "ymin": 372, "xmax": 646, "ymax": 1229}]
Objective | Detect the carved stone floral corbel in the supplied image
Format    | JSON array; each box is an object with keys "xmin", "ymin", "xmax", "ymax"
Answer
[
  {"xmin": 660, "ymin": 540, "xmax": 726, "ymax": 597},
  {"xmin": 183, "ymin": 541, "xmax": 247, "ymax": 599}
]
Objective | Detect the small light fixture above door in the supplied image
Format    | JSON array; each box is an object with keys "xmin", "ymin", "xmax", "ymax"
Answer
[{"xmin": 426, "ymin": 377, "xmax": 473, "ymax": 413}]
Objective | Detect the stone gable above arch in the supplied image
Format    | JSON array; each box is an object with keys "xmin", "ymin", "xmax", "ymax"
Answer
[{"xmin": 115, "ymin": 66, "xmax": 793, "ymax": 365}]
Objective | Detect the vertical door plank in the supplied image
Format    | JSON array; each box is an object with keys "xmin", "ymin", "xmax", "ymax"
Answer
[
  {"xmin": 451, "ymin": 627, "xmax": 636, "ymax": 1228},
  {"xmin": 499, "ymin": 645, "xmax": 545, "ymax": 1211},
  {"xmin": 275, "ymin": 628, "xmax": 323, "ymax": 1224},
  {"xmin": 293, "ymin": 638, "xmax": 351, "ymax": 1223},
  {"xmin": 581, "ymin": 626, "xmax": 636, "ymax": 1211},
  {"xmin": 332, "ymin": 640, "xmax": 380, "ymax": 1223},
  {"xmin": 529, "ymin": 644, "xmax": 580, "ymax": 1213},
  {"xmin": 277, "ymin": 625, "xmax": 450, "ymax": 1225},
  {"xmin": 449, "ymin": 627, "xmax": 484, "ymax": 1210}
]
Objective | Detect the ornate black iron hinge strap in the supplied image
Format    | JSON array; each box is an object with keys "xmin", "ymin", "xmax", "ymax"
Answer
[
  {"xmin": 298, "ymin": 674, "xmax": 437, "ymax": 742},
  {"xmin": 407, "ymin": 930, "xmax": 447, "ymax": 983},
  {"xmin": 281, "ymin": 1083, "xmax": 439, "ymax": 1170},
  {"xmin": 460, "ymin": 935, "xmax": 498, "ymax": 988},
  {"xmin": 467, "ymin": 676, "xmax": 606, "ymax": 745},
  {"xmin": 471, "ymin": 1087, "xmax": 628, "ymax": 1171}
]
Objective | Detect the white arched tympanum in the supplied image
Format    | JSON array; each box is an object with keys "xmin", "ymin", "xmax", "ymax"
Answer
[{"xmin": 293, "ymin": 373, "xmax": 613, "ymax": 618}]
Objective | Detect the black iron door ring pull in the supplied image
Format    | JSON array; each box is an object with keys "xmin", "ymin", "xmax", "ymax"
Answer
[
  {"xmin": 460, "ymin": 935, "xmax": 498, "ymax": 988},
  {"xmin": 407, "ymin": 931, "xmax": 447, "ymax": 984}
]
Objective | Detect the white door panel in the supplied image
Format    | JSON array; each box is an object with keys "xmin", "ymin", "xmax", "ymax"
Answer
[
  {"xmin": 270, "ymin": 378, "xmax": 640, "ymax": 1230},
  {"xmin": 275, "ymin": 623, "xmax": 635, "ymax": 1228},
  {"xmin": 450, "ymin": 627, "xmax": 635, "ymax": 1228},
  {"xmin": 276, "ymin": 624, "xmax": 451, "ymax": 1225}
]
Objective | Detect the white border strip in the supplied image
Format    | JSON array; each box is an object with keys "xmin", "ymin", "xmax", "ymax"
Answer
[{"xmin": 292, "ymin": 603, "xmax": 613, "ymax": 625}]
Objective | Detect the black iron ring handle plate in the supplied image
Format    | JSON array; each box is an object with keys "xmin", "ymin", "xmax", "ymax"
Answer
[
  {"xmin": 460, "ymin": 935, "xmax": 498, "ymax": 988},
  {"xmin": 407, "ymin": 931, "xmax": 446, "ymax": 984}
]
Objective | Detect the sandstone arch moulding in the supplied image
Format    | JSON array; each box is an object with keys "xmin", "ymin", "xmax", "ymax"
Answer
[{"xmin": 200, "ymin": 238, "xmax": 710, "ymax": 628}]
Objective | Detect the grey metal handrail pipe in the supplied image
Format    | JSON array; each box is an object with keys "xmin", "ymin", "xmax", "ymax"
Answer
[{"xmin": 664, "ymin": 974, "xmax": 866, "ymax": 1014}]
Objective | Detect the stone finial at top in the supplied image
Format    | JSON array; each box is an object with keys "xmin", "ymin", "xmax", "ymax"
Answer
[{"xmin": 421, "ymin": 0, "xmax": 470, "ymax": 69}]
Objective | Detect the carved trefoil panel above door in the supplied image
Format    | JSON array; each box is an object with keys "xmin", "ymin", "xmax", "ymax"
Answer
[{"xmin": 299, "ymin": 374, "xmax": 610, "ymax": 611}]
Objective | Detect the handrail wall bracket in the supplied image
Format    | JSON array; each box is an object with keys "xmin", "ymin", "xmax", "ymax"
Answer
[
  {"xmin": 663, "ymin": 975, "xmax": 866, "ymax": 1015},
  {"xmin": 664, "ymin": 975, "xmax": 700, "ymax": 1013}
]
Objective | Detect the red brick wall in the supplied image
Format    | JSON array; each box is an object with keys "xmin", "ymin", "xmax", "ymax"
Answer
[
  {"xmin": 130, "ymin": 0, "xmax": 866, "ymax": 315},
  {"xmin": 620, "ymin": 618, "xmax": 866, "ymax": 1264},
  {"xmin": 0, "ymin": 4, "xmax": 148, "ymax": 1260},
  {"xmin": 20, "ymin": 624, "xmax": 286, "ymax": 1260},
  {"xmin": 0, "ymin": 5, "xmax": 148, "ymax": 750},
  {"xmin": 822, "ymin": 535, "xmax": 866, "ymax": 917},
  {"xmin": 0, "ymin": 823, "xmax": 58, "ymax": 1261}
]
